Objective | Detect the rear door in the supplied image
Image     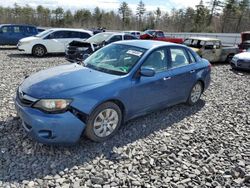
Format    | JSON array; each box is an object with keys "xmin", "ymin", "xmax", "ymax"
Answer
[
  {"xmin": 12, "ymin": 26, "xmax": 25, "ymax": 44},
  {"xmin": 167, "ymin": 46, "xmax": 197, "ymax": 102}
]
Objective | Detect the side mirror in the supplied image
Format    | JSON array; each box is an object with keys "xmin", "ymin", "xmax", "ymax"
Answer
[{"xmin": 140, "ymin": 67, "xmax": 155, "ymax": 77}]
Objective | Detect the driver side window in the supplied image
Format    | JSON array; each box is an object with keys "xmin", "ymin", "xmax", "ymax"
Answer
[{"xmin": 141, "ymin": 49, "xmax": 168, "ymax": 73}]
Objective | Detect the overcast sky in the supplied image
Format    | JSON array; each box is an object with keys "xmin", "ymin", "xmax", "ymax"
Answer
[{"xmin": 0, "ymin": 0, "xmax": 201, "ymax": 12}]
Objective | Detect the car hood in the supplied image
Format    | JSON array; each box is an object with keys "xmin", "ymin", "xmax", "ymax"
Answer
[
  {"xmin": 20, "ymin": 63, "xmax": 119, "ymax": 98},
  {"xmin": 234, "ymin": 52, "xmax": 250, "ymax": 60},
  {"xmin": 19, "ymin": 36, "xmax": 39, "ymax": 42}
]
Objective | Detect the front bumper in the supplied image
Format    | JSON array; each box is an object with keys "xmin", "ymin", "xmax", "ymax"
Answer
[
  {"xmin": 17, "ymin": 43, "xmax": 32, "ymax": 53},
  {"xmin": 15, "ymin": 98, "xmax": 86, "ymax": 145},
  {"xmin": 231, "ymin": 61, "xmax": 250, "ymax": 70}
]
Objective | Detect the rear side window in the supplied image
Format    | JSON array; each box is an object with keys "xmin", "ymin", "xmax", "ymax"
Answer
[
  {"xmin": 169, "ymin": 48, "xmax": 190, "ymax": 68},
  {"xmin": 204, "ymin": 41, "xmax": 215, "ymax": 49},
  {"xmin": 108, "ymin": 35, "xmax": 122, "ymax": 43},
  {"xmin": 26, "ymin": 27, "xmax": 37, "ymax": 33},
  {"xmin": 156, "ymin": 31, "xmax": 164, "ymax": 37},
  {"xmin": 124, "ymin": 35, "xmax": 137, "ymax": 40},
  {"xmin": 71, "ymin": 32, "xmax": 91, "ymax": 39},
  {"xmin": 13, "ymin": 26, "xmax": 21, "ymax": 33},
  {"xmin": 187, "ymin": 50, "xmax": 196, "ymax": 63}
]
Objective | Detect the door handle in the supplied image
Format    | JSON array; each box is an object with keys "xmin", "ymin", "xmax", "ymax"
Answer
[
  {"xmin": 190, "ymin": 70, "xmax": 195, "ymax": 73},
  {"xmin": 163, "ymin": 77, "xmax": 171, "ymax": 81}
]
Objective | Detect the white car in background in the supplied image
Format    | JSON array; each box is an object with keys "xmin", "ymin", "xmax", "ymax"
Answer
[
  {"xmin": 18, "ymin": 28, "xmax": 93, "ymax": 57},
  {"xmin": 231, "ymin": 48, "xmax": 250, "ymax": 71},
  {"xmin": 124, "ymin": 31, "xmax": 141, "ymax": 39}
]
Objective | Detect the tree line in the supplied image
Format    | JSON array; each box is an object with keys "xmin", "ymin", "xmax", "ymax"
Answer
[{"xmin": 0, "ymin": 0, "xmax": 249, "ymax": 33}]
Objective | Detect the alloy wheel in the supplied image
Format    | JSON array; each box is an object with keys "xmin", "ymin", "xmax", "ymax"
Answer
[
  {"xmin": 190, "ymin": 83, "xmax": 202, "ymax": 103},
  {"xmin": 93, "ymin": 108, "xmax": 119, "ymax": 138}
]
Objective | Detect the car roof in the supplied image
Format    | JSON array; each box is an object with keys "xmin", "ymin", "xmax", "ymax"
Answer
[
  {"xmin": 124, "ymin": 31, "xmax": 141, "ymax": 33},
  {"xmin": 242, "ymin": 31, "xmax": 250, "ymax": 34},
  {"xmin": 187, "ymin": 37, "xmax": 220, "ymax": 41},
  {"xmin": 0, "ymin": 24, "xmax": 36, "ymax": 27},
  {"xmin": 47, "ymin": 28, "xmax": 93, "ymax": 34},
  {"xmin": 114, "ymin": 40, "xmax": 183, "ymax": 49}
]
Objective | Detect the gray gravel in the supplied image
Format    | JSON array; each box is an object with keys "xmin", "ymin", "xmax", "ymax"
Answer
[{"xmin": 0, "ymin": 47, "xmax": 250, "ymax": 187}]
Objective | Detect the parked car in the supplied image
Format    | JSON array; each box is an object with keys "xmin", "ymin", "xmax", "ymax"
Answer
[
  {"xmin": 238, "ymin": 31, "xmax": 250, "ymax": 52},
  {"xmin": 15, "ymin": 40, "xmax": 211, "ymax": 145},
  {"xmin": 183, "ymin": 37, "xmax": 239, "ymax": 63},
  {"xmin": 65, "ymin": 32, "xmax": 138, "ymax": 63},
  {"xmin": 18, "ymin": 28, "xmax": 93, "ymax": 57},
  {"xmin": 140, "ymin": 30, "xmax": 183, "ymax": 44},
  {"xmin": 124, "ymin": 31, "xmax": 141, "ymax": 39},
  {"xmin": 37, "ymin": 28, "xmax": 46, "ymax": 33},
  {"xmin": 231, "ymin": 48, "xmax": 250, "ymax": 70},
  {"xmin": 90, "ymin": 27, "xmax": 106, "ymax": 35},
  {"xmin": 0, "ymin": 24, "xmax": 38, "ymax": 45}
]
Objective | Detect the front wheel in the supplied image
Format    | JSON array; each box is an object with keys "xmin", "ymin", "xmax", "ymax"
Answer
[
  {"xmin": 85, "ymin": 102, "xmax": 122, "ymax": 142},
  {"xmin": 32, "ymin": 45, "xmax": 46, "ymax": 57},
  {"xmin": 187, "ymin": 81, "xmax": 203, "ymax": 105}
]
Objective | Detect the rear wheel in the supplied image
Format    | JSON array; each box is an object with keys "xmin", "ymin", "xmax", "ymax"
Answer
[
  {"xmin": 85, "ymin": 102, "xmax": 122, "ymax": 142},
  {"xmin": 32, "ymin": 45, "xmax": 46, "ymax": 57},
  {"xmin": 187, "ymin": 81, "xmax": 203, "ymax": 105}
]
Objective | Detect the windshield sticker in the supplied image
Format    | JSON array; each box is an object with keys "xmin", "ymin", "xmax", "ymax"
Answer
[{"xmin": 126, "ymin": 50, "xmax": 143, "ymax": 57}]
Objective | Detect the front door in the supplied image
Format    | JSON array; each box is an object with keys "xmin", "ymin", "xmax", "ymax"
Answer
[
  {"xmin": 44, "ymin": 31, "xmax": 68, "ymax": 53},
  {"xmin": 130, "ymin": 48, "xmax": 173, "ymax": 116}
]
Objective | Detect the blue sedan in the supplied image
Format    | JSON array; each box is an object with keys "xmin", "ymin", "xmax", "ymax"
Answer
[{"xmin": 15, "ymin": 40, "xmax": 211, "ymax": 144}]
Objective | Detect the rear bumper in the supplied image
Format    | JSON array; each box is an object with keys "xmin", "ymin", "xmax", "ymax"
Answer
[{"xmin": 15, "ymin": 98, "xmax": 86, "ymax": 145}]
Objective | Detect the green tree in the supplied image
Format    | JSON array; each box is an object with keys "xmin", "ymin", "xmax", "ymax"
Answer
[
  {"xmin": 155, "ymin": 7, "xmax": 161, "ymax": 27},
  {"xmin": 136, "ymin": 0, "xmax": 146, "ymax": 30},
  {"xmin": 118, "ymin": 1, "xmax": 132, "ymax": 29}
]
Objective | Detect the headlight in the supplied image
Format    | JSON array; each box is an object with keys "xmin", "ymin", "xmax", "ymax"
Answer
[
  {"xmin": 19, "ymin": 41, "xmax": 30, "ymax": 46},
  {"xmin": 33, "ymin": 99, "xmax": 72, "ymax": 113}
]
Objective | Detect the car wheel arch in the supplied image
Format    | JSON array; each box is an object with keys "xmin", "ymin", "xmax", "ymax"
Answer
[
  {"xmin": 197, "ymin": 79, "xmax": 205, "ymax": 93},
  {"xmin": 89, "ymin": 99, "xmax": 126, "ymax": 122},
  {"xmin": 32, "ymin": 44, "xmax": 47, "ymax": 53}
]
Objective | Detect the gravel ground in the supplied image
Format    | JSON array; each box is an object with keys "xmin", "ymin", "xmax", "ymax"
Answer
[{"xmin": 0, "ymin": 47, "xmax": 250, "ymax": 188}]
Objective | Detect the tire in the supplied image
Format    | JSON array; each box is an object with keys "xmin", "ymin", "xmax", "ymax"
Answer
[
  {"xmin": 226, "ymin": 54, "xmax": 234, "ymax": 63},
  {"xmin": 85, "ymin": 102, "xmax": 122, "ymax": 142},
  {"xmin": 32, "ymin": 45, "xmax": 46, "ymax": 57},
  {"xmin": 187, "ymin": 81, "xmax": 203, "ymax": 106}
]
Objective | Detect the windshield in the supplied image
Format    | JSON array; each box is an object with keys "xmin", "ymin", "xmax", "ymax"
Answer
[
  {"xmin": 86, "ymin": 33, "xmax": 114, "ymax": 44},
  {"xmin": 84, "ymin": 44, "xmax": 146, "ymax": 75},
  {"xmin": 184, "ymin": 39, "xmax": 205, "ymax": 49},
  {"xmin": 35, "ymin": 29, "xmax": 53, "ymax": 38}
]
